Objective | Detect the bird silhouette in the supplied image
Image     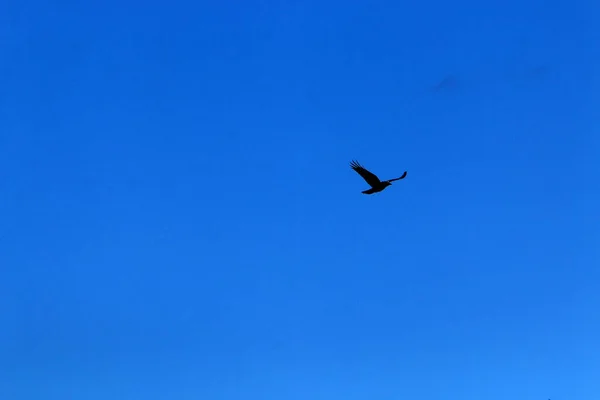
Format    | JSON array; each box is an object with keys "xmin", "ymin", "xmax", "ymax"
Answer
[{"xmin": 350, "ymin": 160, "xmax": 407, "ymax": 194}]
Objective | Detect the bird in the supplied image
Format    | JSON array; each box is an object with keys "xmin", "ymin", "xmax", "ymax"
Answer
[{"xmin": 350, "ymin": 160, "xmax": 407, "ymax": 194}]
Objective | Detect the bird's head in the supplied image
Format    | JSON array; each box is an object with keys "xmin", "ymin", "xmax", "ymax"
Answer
[{"xmin": 383, "ymin": 181, "xmax": 392, "ymax": 187}]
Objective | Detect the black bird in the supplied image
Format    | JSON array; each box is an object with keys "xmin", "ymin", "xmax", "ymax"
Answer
[{"xmin": 350, "ymin": 160, "xmax": 407, "ymax": 194}]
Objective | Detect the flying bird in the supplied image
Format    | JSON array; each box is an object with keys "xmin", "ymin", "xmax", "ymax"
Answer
[{"xmin": 350, "ymin": 160, "xmax": 407, "ymax": 194}]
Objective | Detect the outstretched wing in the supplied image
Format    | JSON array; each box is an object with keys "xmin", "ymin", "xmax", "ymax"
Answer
[
  {"xmin": 350, "ymin": 160, "xmax": 381, "ymax": 187},
  {"xmin": 386, "ymin": 171, "xmax": 408, "ymax": 182}
]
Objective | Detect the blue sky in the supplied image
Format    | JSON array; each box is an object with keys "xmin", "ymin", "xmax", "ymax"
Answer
[{"xmin": 1, "ymin": 0, "xmax": 598, "ymax": 398}]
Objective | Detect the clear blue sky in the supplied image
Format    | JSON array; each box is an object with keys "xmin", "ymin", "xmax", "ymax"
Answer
[{"xmin": 1, "ymin": 0, "xmax": 598, "ymax": 398}]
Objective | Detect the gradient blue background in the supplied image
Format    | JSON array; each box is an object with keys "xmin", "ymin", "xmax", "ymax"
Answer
[{"xmin": 1, "ymin": 0, "xmax": 599, "ymax": 398}]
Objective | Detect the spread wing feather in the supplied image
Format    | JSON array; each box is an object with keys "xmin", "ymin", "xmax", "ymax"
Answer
[
  {"xmin": 350, "ymin": 160, "xmax": 381, "ymax": 187},
  {"xmin": 386, "ymin": 171, "xmax": 408, "ymax": 182}
]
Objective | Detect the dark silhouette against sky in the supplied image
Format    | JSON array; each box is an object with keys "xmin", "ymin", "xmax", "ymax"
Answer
[{"xmin": 350, "ymin": 160, "xmax": 407, "ymax": 194}]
